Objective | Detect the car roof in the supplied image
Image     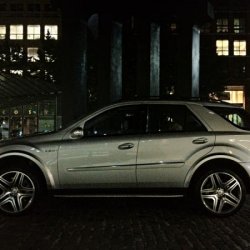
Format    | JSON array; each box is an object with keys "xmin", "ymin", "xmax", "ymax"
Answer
[{"xmin": 113, "ymin": 99, "xmax": 243, "ymax": 109}]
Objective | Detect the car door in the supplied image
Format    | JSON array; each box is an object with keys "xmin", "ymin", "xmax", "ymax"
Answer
[
  {"xmin": 136, "ymin": 104, "xmax": 215, "ymax": 188},
  {"xmin": 58, "ymin": 104, "xmax": 147, "ymax": 189}
]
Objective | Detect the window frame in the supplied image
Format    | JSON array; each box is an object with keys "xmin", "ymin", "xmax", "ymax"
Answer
[
  {"xmin": 44, "ymin": 25, "xmax": 58, "ymax": 40},
  {"xmin": 10, "ymin": 25, "xmax": 23, "ymax": 40},
  {"xmin": 27, "ymin": 47, "xmax": 39, "ymax": 62},
  {"xmin": 216, "ymin": 18, "xmax": 229, "ymax": 33},
  {"xmin": 216, "ymin": 40, "xmax": 229, "ymax": 56},
  {"xmin": 234, "ymin": 18, "xmax": 245, "ymax": 33},
  {"xmin": 0, "ymin": 25, "xmax": 6, "ymax": 39},
  {"xmin": 27, "ymin": 25, "xmax": 41, "ymax": 40},
  {"xmin": 233, "ymin": 40, "xmax": 247, "ymax": 56}
]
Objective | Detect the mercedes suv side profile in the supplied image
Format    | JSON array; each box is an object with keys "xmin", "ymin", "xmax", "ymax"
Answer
[{"xmin": 0, "ymin": 100, "xmax": 250, "ymax": 216}]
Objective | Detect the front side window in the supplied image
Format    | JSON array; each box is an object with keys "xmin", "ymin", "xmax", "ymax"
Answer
[
  {"xmin": 84, "ymin": 105, "xmax": 147, "ymax": 137},
  {"xmin": 216, "ymin": 40, "xmax": 229, "ymax": 56},
  {"xmin": 27, "ymin": 25, "xmax": 41, "ymax": 40},
  {"xmin": 148, "ymin": 105, "xmax": 206, "ymax": 133},
  {"xmin": 234, "ymin": 40, "xmax": 246, "ymax": 56},
  {"xmin": 216, "ymin": 18, "xmax": 228, "ymax": 33},
  {"xmin": 10, "ymin": 25, "xmax": 23, "ymax": 40},
  {"xmin": 0, "ymin": 25, "xmax": 6, "ymax": 39},
  {"xmin": 44, "ymin": 25, "xmax": 58, "ymax": 40}
]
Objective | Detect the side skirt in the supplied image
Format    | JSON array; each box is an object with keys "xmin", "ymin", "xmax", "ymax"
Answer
[{"xmin": 53, "ymin": 188, "xmax": 187, "ymax": 198}]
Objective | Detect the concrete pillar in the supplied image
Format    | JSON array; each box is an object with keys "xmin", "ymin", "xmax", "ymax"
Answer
[
  {"xmin": 61, "ymin": 18, "xmax": 88, "ymax": 125},
  {"xmin": 135, "ymin": 19, "xmax": 150, "ymax": 98},
  {"xmin": 192, "ymin": 25, "xmax": 200, "ymax": 98},
  {"xmin": 150, "ymin": 23, "xmax": 160, "ymax": 97},
  {"xmin": 96, "ymin": 15, "xmax": 111, "ymax": 107},
  {"xmin": 110, "ymin": 21, "xmax": 123, "ymax": 102}
]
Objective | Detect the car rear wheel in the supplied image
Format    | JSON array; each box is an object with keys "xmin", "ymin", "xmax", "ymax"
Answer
[
  {"xmin": 0, "ymin": 167, "xmax": 39, "ymax": 215},
  {"xmin": 195, "ymin": 169, "xmax": 246, "ymax": 216}
]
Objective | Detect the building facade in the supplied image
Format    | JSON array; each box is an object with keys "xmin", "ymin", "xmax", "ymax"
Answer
[
  {"xmin": 56, "ymin": 0, "xmax": 213, "ymax": 125},
  {"xmin": 0, "ymin": 0, "xmax": 61, "ymax": 139},
  {"xmin": 200, "ymin": 0, "xmax": 250, "ymax": 110}
]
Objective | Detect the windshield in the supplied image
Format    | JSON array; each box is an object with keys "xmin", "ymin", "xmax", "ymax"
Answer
[{"xmin": 205, "ymin": 106, "xmax": 250, "ymax": 130}]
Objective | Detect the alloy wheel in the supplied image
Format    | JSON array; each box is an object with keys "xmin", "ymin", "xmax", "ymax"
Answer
[
  {"xmin": 0, "ymin": 171, "xmax": 35, "ymax": 214},
  {"xmin": 200, "ymin": 172, "xmax": 242, "ymax": 215}
]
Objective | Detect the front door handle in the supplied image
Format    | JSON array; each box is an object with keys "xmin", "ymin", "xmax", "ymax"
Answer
[
  {"xmin": 118, "ymin": 143, "xmax": 134, "ymax": 150},
  {"xmin": 192, "ymin": 137, "xmax": 208, "ymax": 144}
]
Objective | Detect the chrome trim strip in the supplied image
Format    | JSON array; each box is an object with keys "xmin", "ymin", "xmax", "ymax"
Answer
[
  {"xmin": 54, "ymin": 194, "xmax": 184, "ymax": 198},
  {"xmin": 67, "ymin": 161, "xmax": 184, "ymax": 172},
  {"xmin": 67, "ymin": 164, "xmax": 133, "ymax": 172}
]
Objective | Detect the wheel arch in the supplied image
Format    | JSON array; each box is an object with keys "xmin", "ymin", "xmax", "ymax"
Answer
[
  {"xmin": 0, "ymin": 153, "xmax": 54, "ymax": 193},
  {"xmin": 188, "ymin": 158, "xmax": 250, "ymax": 193}
]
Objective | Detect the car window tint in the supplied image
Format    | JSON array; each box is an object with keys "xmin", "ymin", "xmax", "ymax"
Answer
[
  {"xmin": 84, "ymin": 105, "xmax": 147, "ymax": 137},
  {"xmin": 148, "ymin": 104, "xmax": 206, "ymax": 133},
  {"xmin": 205, "ymin": 106, "xmax": 250, "ymax": 130}
]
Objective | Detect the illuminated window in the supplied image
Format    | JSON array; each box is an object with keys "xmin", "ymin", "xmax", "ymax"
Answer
[
  {"xmin": 234, "ymin": 40, "xmax": 246, "ymax": 56},
  {"xmin": 216, "ymin": 40, "xmax": 229, "ymax": 56},
  {"xmin": 216, "ymin": 18, "xmax": 228, "ymax": 33},
  {"xmin": 234, "ymin": 18, "xmax": 245, "ymax": 33},
  {"xmin": 10, "ymin": 25, "xmax": 23, "ymax": 40},
  {"xmin": 27, "ymin": 25, "xmax": 40, "ymax": 40},
  {"xmin": 0, "ymin": 25, "xmax": 6, "ymax": 39},
  {"xmin": 27, "ymin": 48, "xmax": 39, "ymax": 62},
  {"xmin": 44, "ymin": 25, "xmax": 58, "ymax": 40}
]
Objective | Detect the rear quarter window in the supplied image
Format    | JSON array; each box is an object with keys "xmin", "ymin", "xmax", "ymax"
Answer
[{"xmin": 205, "ymin": 106, "xmax": 250, "ymax": 130}]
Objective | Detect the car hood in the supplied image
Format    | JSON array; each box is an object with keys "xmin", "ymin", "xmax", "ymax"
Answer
[{"xmin": 0, "ymin": 130, "xmax": 65, "ymax": 147}]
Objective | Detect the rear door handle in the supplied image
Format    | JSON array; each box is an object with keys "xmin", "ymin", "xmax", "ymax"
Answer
[
  {"xmin": 118, "ymin": 143, "xmax": 134, "ymax": 150},
  {"xmin": 192, "ymin": 137, "xmax": 208, "ymax": 144}
]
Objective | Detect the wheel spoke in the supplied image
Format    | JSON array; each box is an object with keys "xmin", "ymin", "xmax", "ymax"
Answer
[
  {"xmin": 216, "ymin": 198, "xmax": 225, "ymax": 213},
  {"xmin": 201, "ymin": 187, "xmax": 215, "ymax": 195},
  {"xmin": 209, "ymin": 174, "xmax": 218, "ymax": 189},
  {"xmin": 12, "ymin": 172, "xmax": 24, "ymax": 187},
  {"xmin": 0, "ymin": 195, "xmax": 18, "ymax": 212},
  {"xmin": 225, "ymin": 193, "xmax": 240, "ymax": 207},
  {"xmin": 226, "ymin": 178, "xmax": 239, "ymax": 192},
  {"xmin": 0, "ymin": 176, "xmax": 11, "ymax": 191},
  {"xmin": 214, "ymin": 173, "xmax": 223, "ymax": 187}
]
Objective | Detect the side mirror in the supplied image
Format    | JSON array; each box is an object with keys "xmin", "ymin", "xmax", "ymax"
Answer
[{"xmin": 70, "ymin": 127, "xmax": 84, "ymax": 139}]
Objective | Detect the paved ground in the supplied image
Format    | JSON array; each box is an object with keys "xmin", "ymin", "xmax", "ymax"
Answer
[{"xmin": 1, "ymin": 195, "xmax": 250, "ymax": 250}]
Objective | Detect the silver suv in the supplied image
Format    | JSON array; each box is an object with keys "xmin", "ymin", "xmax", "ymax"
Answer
[{"xmin": 1, "ymin": 100, "xmax": 250, "ymax": 216}]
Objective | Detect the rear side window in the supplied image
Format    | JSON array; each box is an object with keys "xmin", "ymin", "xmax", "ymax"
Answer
[
  {"xmin": 205, "ymin": 106, "xmax": 250, "ymax": 130},
  {"xmin": 148, "ymin": 104, "xmax": 206, "ymax": 133}
]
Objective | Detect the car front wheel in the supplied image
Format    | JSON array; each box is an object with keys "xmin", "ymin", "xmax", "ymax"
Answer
[
  {"xmin": 0, "ymin": 167, "xmax": 39, "ymax": 215},
  {"xmin": 195, "ymin": 169, "xmax": 246, "ymax": 216}
]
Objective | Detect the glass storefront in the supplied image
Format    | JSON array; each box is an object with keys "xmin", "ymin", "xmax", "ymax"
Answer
[{"xmin": 0, "ymin": 99, "xmax": 61, "ymax": 140}]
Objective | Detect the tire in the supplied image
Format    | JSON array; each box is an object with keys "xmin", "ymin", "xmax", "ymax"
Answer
[
  {"xmin": 0, "ymin": 166, "xmax": 40, "ymax": 215},
  {"xmin": 194, "ymin": 169, "xmax": 246, "ymax": 216}
]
